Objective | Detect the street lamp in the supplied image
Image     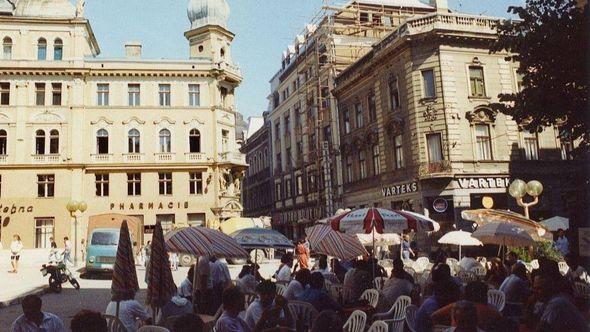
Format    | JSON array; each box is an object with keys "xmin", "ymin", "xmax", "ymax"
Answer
[
  {"xmin": 508, "ymin": 179, "xmax": 543, "ymax": 219},
  {"xmin": 66, "ymin": 200, "xmax": 87, "ymax": 265}
]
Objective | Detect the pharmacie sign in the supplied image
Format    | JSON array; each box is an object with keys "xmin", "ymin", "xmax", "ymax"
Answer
[
  {"xmin": 457, "ymin": 177, "xmax": 510, "ymax": 189},
  {"xmin": 382, "ymin": 181, "xmax": 418, "ymax": 197},
  {"xmin": 110, "ymin": 201, "xmax": 189, "ymax": 211}
]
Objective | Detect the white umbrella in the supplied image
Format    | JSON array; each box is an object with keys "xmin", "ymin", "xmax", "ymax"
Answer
[
  {"xmin": 438, "ymin": 230, "xmax": 483, "ymax": 259},
  {"xmin": 472, "ymin": 222, "xmax": 551, "ymax": 247},
  {"xmin": 540, "ymin": 216, "xmax": 569, "ymax": 232}
]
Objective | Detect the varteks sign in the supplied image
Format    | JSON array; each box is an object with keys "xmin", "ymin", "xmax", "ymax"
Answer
[
  {"xmin": 382, "ymin": 181, "xmax": 418, "ymax": 197},
  {"xmin": 457, "ymin": 177, "xmax": 510, "ymax": 189}
]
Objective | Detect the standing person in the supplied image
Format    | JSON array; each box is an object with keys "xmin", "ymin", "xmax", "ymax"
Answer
[
  {"xmin": 63, "ymin": 237, "xmax": 73, "ymax": 266},
  {"xmin": 296, "ymin": 239, "xmax": 310, "ymax": 270},
  {"xmin": 143, "ymin": 240, "xmax": 152, "ymax": 268},
  {"xmin": 9, "ymin": 234, "xmax": 23, "ymax": 273},
  {"xmin": 402, "ymin": 234, "xmax": 414, "ymax": 259},
  {"xmin": 554, "ymin": 229, "xmax": 569, "ymax": 256},
  {"xmin": 169, "ymin": 252, "xmax": 179, "ymax": 271},
  {"xmin": 11, "ymin": 294, "xmax": 65, "ymax": 332},
  {"xmin": 48, "ymin": 239, "xmax": 59, "ymax": 263}
]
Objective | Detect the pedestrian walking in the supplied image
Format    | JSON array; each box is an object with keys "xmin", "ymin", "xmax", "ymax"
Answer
[
  {"xmin": 143, "ymin": 240, "xmax": 152, "ymax": 268},
  {"xmin": 296, "ymin": 239, "xmax": 309, "ymax": 270},
  {"xmin": 9, "ymin": 234, "xmax": 23, "ymax": 273},
  {"xmin": 63, "ymin": 237, "xmax": 73, "ymax": 266},
  {"xmin": 170, "ymin": 252, "xmax": 179, "ymax": 271},
  {"xmin": 48, "ymin": 238, "xmax": 59, "ymax": 263}
]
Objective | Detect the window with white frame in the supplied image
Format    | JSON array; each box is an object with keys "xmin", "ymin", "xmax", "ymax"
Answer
[
  {"xmin": 95, "ymin": 174, "xmax": 109, "ymax": 197},
  {"xmin": 97, "ymin": 84, "xmax": 109, "ymax": 106},
  {"xmin": 158, "ymin": 172, "xmax": 173, "ymax": 195},
  {"xmin": 285, "ymin": 179, "xmax": 292, "ymax": 198},
  {"xmin": 296, "ymin": 175, "xmax": 303, "ymax": 195},
  {"xmin": 389, "ymin": 75, "xmax": 400, "ymax": 110},
  {"xmin": 343, "ymin": 108, "xmax": 351, "ymax": 134},
  {"xmin": 0, "ymin": 129, "xmax": 6, "ymax": 155},
  {"xmin": 128, "ymin": 84, "xmax": 140, "ymax": 106},
  {"xmin": 1, "ymin": 82, "xmax": 9, "ymax": 105},
  {"xmin": 35, "ymin": 218, "xmax": 54, "ymax": 248},
  {"xmin": 421, "ymin": 69, "xmax": 435, "ymax": 99},
  {"xmin": 275, "ymin": 182, "xmax": 281, "ymax": 200},
  {"xmin": 127, "ymin": 173, "xmax": 141, "ymax": 196},
  {"xmin": 523, "ymin": 131, "xmax": 539, "ymax": 160},
  {"xmin": 475, "ymin": 124, "xmax": 492, "ymax": 160},
  {"xmin": 469, "ymin": 66, "xmax": 486, "ymax": 97},
  {"xmin": 394, "ymin": 134, "xmax": 404, "ymax": 169},
  {"xmin": 159, "ymin": 129, "xmax": 171, "ymax": 153},
  {"xmin": 368, "ymin": 93, "xmax": 377, "ymax": 121},
  {"xmin": 53, "ymin": 38, "xmax": 63, "ymax": 61},
  {"xmin": 515, "ymin": 72, "xmax": 524, "ymax": 92},
  {"xmin": 49, "ymin": 130, "xmax": 59, "ymax": 154},
  {"xmin": 51, "ymin": 83, "xmax": 62, "ymax": 106},
  {"xmin": 346, "ymin": 155, "xmax": 353, "ymax": 182},
  {"xmin": 558, "ymin": 128, "xmax": 573, "ymax": 160},
  {"xmin": 359, "ymin": 150, "xmax": 367, "ymax": 179},
  {"xmin": 355, "ymin": 102, "xmax": 364, "ymax": 128},
  {"xmin": 159, "ymin": 84, "xmax": 171, "ymax": 106},
  {"xmin": 189, "ymin": 84, "xmax": 200, "ymax": 106},
  {"xmin": 35, "ymin": 130, "xmax": 45, "ymax": 155},
  {"xmin": 189, "ymin": 129, "xmax": 201, "ymax": 153},
  {"xmin": 37, "ymin": 38, "xmax": 47, "ymax": 60},
  {"xmin": 426, "ymin": 133, "xmax": 443, "ymax": 162},
  {"xmin": 37, "ymin": 174, "xmax": 54, "ymax": 197},
  {"xmin": 189, "ymin": 172, "xmax": 203, "ymax": 195},
  {"xmin": 128, "ymin": 129, "xmax": 140, "ymax": 153},
  {"xmin": 96, "ymin": 129, "xmax": 109, "ymax": 154},
  {"xmin": 2, "ymin": 37, "xmax": 12, "ymax": 60},
  {"xmin": 35, "ymin": 83, "xmax": 45, "ymax": 106},
  {"xmin": 372, "ymin": 145, "xmax": 380, "ymax": 175}
]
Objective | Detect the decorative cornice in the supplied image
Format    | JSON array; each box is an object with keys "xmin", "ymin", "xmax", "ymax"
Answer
[
  {"xmin": 154, "ymin": 116, "xmax": 176, "ymax": 125},
  {"xmin": 90, "ymin": 116, "xmax": 114, "ymax": 125}
]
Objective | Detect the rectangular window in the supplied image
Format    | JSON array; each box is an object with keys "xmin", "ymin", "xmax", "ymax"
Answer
[
  {"xmin": 37, "ymin": 174, "xmax": 55, "ymax": 198},
  {"xmin": 359, "ymin": 150, "xmax": 366, "ymax": 179},
  {"xmin": 156, "ymin": 214, "xmax": 175, "ymax": 234},
  {"xmin": 285, "ymin": 115, "xmax": 291, "ymax": 135},
  {"xmin": 368, "ymin": 93, "xmax": 377, "ymax": 121},
  {"xmin": 469, "ymin": 66, "xmax": 486, "ymax": 97},
  {"xmin": 394, "ymin": 134, "xmax": 404, "ymax": 169},
  {"xmin": 0, "ymin": 82, "xmax": 9, "ymax": 105},
  {"xmin": 221, "ymin": 129, "xmax": 229, "ymax": 152},
  {"xmin": 355, "ymin": 103, "xmax": 364, "ymax": 128},
  {"xmin": 346, "ymin": 155, "xmax": 353, "ymax": 183},
  {"xmin": 128, "ymin": 84, "xmax": 140, "ymax": 106},
  {"xmin": 189, "ymin": 172, "xmax": 203, "ymax": 195},
  {"xmin": 515, "ymin": 72, "xmax": 524, "ymax": 92},
  {"xmin": 275, "ymin": 182, "xmax": 282, "ymax": 200},
  {"xmin": 389, "ymin": 76, "xmax": 400, "ymax": 110},
  {"xmin": 189, "ymin": 84, "xmax": 200, "ymax": 106},
  {"xmin": 97, "ymin": 84, "xmax": 109, "ymax": 106},
  {"xmin": 372, "ymin": 145, "xmax": 381, "ymax": 175},
  {"xmin": 475, "ymin": 124, "xmax": 492, "ymax": 160},
  {"xmin": 296, "ymin": 175, "xmax": 303, "ymax": 195},
  {"xmin": 3, "ymin": 41, "xmax": 12, "ymax": 60},
  {"xmin": 308, "ymin": 174, "xmax": 316, "ymax": 192},
  {"xmin": 285, "ymin": 179, "xmax": 292, "ymax": 198},
  {"xmin": 127, "ymin": 173, "xmax": 141, "ymax": 196},
  {"xmin": 158, "ymin": 172, "xmax": 173, "ymax": 195},
  {"xmin": 187, "ymin": 213, "xmax": 206, "ymax": 227},
  {"xmin": 95, "ymin": 173, "xmax": 109, "ymax": 197},
  {"xmin": 426, "ymin": 133, "xmax": 443, "ymax": 162},
  {"xmin": 421, "ymin": 69, "xmax": 436, "ymax": 99},
  {"xmin": 51, "ymin": 83, "xmax": 62, "ymax": 106},
  {"xmin": 38, "ymin": 43, "xmax": 47, "ymax": 60},
  {"xmin": 159, "ymin": 84, "xmax": 171, "ymax": 106},
  {"xmin": 523, "ymin": 131, "xmax": 539, "ymax": 160},
  {"xmin": 35, "ymin": 218, "xmax": 54, "ymax": 249},
  {"xmin": 343, "ymin": 108, "xmax": 351, "ymax": 134},
  {"xmin": 35, "ymin": 83, "xmax": 45, "ymax": 106}
]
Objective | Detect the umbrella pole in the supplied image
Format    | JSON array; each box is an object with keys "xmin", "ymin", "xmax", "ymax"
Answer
[
  {"xmin": 193, "ymin": 257, "xmax": 199, "ymax": 314},
  {"xmin": 372, "ymin": 228, "xmax": 375, "ymax": 282},
  {"xmin": 459, "ymin": 245, "xmax": 462, "ymax": 261}
]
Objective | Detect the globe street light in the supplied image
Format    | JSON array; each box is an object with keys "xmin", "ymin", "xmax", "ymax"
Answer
[
  {"xmin": 508, "ymin": 179, "xmax": 543, "ymax": 219},
  {"xmin": 67, "ymin": 200, "xmax": 87, "ymax": 266}
]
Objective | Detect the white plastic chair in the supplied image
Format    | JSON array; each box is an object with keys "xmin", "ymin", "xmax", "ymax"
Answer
[
  {"xmin": 343, "ymin": 310, "xmax": 367, "ymax": 332},
  {"xmin": 374, "ymin": 295, "xmax": 411, "ymax": 321},
  {"xmin": 405, "ymin": 304, "xmax": 418, "ymax": 332},
  {"xmin": 487, "ymin": 289, "xmax": 506, "ymax": 312},
  {"xmin": 137, "ymin": 326, "xmax": 169, "ymax": 332},
  {"xmin": 374, "ymin": 277, "xmax": 385, "ymax": 290},
  {"xmin": 470, "ymin": 265, "xmax": 486, "ymax": 277},
  {"xmin": 367, "ymin": 320, "xmax": 388, "ymax": 332},
  {"xmin": 404, "ymin": 266, "xmax": 416, "ymax": 279},
  {"xmin": 415, "ymin": 257, "xmax": 430, "ymax": 272},
  {"xmin": 558, "ymin": 261, "xmax": 569, "ymax": 276},
  {"xmin": 276, "ymin": 283, "xmax": 287, "ymax": 296},
  {"xmin": 287, "ymin": 300, "xmax": 319, "ymax": 331},
  {"xmin": 103, "ymin": 314, "xmax": 125, "ymax": 332},
  {"xmin": 530, "ymin": 259, "xmax": 539, "ymax": 269},
  {"xmin": 458, "ymin": 271, "xmax": 477, "ymax": 283},
  {"xmin": 360, "ymin": 289, "xmax": 379, "ymax": 308}
]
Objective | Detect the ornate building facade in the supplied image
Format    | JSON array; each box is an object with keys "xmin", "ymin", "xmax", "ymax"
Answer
[{"xmin": 0, "ymin": 0, "xmax": 246, "ymax": 249}]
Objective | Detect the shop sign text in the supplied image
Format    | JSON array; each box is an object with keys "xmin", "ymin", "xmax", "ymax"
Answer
[
  {"xmin": 110, "ymin": 202, "xmax": 189, "ymax": 211},
  {"xmin": 382, "ymin": 182, "xmax": 418, "ymax": 197},
  {"xmin": 457, "ymin": 177, "xmax": 510, "ymax": 189}
]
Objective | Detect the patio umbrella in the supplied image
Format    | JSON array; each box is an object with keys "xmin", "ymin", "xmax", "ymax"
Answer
[
  {"xmin": 461, "ymin": 209, "xmax": 550, "ymax": 237},
  {"xmin": 111, "ymin": 220, "xmax": 139, "ymax": 317},
  {"xmin": 328, "ymin": 208, "xmax": 440, "ymax": 235},
  {"xmin": 471, "ymin": 222, "xmax": 551, "ymax": 247},
  {"xmin": 437, "ymin": 230, "xmax": 483, "ymax": 260},
  {"xmin": 230, "ymin": 227, "xmax": 294, "ymax": 266},
  {"xmin": 306, "ymin": 224, "xmax": 369, "ymax": 261},
  {"xmin": 540, "ymin": 216, "xmax": 569, "ymax": 232},
  {"xmin": 357, "ymin": 231, "xmax": 401, "ymax": 246},
  {"xmin": 147, "ymin": 222, "xmax": 177, "ymax": 317}
]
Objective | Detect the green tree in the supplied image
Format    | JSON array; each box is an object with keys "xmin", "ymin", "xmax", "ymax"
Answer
[{"xmin": 490, "ymin": 0, "xmax": 589, "ymax": 152}]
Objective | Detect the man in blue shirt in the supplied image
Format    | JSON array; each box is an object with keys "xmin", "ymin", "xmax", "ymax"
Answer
[
  {"xmin": 415, "ymin": 278, "xmax": 460, "ymax": 332},
  {"xmin": 297, "ymin": 272, "xmax": 342, "ymax": 313}
]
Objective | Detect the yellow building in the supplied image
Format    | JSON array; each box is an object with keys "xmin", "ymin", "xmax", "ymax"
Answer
[{"xmin": 0, "ymin": 0, "xmax": 246, "ymax": 249}]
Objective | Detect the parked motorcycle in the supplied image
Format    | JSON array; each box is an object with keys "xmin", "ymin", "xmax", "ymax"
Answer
[{"xmin": 40, "ymin": 255, "xmax": 80, "ymax": 293}]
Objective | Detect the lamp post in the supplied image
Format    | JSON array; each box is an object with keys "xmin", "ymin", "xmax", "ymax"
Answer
[
  {"xmin": 66, "ymin": 200, "xmax": 87, "ymax": 266},
  {"xmin": 508, "ymin": 179, "xmax": 543, "ymax": 219}
]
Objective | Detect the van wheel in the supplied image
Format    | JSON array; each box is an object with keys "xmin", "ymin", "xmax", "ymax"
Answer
[{"xmin": 179, "ymin": 254, "xmax": 194, "ymax": 267}]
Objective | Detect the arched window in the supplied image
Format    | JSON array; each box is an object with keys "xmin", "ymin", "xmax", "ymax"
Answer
[
  {"xmin": 96, "ymin": 129, "xmax": 109, "ymax": 154},
  {"xmin": 189, "ymin": 129, "xmax": 201, "ymax": 153},
  {"xmin": 159, "ymin": 129, "xmax": 171, "ymax": 153},
  {"xmin": 53, "ymin": 38, "xmax": 63, "ymax": 60},
  {"xmin": 0, "ymin": 129, "xmax": 7, "ymax": 155},
  {"xmin": 128, "ymin": 129, "xmax": 140, "ymax": 153},
  {"xmin": 49, "ymin": 130, "xmax": 59, "ymax": 154},
  {"xmin": 35, "ymin": 129, "xmax": 45, "ymax": 155},
  {"xmin": 37, "ymin": 38, "xmax": 47, "ymax": 60},
  {"xmin": 3, "ymin": 37, "xmax": 12, "ymax": 60}
]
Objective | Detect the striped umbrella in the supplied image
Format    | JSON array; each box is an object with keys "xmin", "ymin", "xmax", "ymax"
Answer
[
  {"xmin": 147, "ymin": 222, "xmax": 177, "ymax": 309},
  {"xmin": 306, "ymin": 224, "xmax": 368, "ymax": 261},
  {"xmin": 165, "ymin": 227, "xmax": 248, "ymax": 259},
  {"xmin": 111, "ymin": 220, "xmax": 139, "ymax": 299},
  {"xmin": 328, "ymin": 208, "xmax": 440, "ymax": 235}
]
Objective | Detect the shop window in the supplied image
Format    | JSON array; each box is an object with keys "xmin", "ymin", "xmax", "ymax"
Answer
[
  {"xmin": 35, "ymin": 129, "xmax": 45, "ymax": 155},
  {"xmin": 35, "ymin": 83, "xmax": 45, "ymax": 106},
  {"xmin": 37, "ymin": 38, "xmax": 47, "ymax": 60},
  {"xmin": 426, "ymin": 133, "xmax": 443, "ymax": 162},
  {"xmin": 49, "ymin": 129, "xmax": 59, "ymax": 154},
  {"xmin": 158, "ymin": 172, "xmax": 173, "ymax": 195},
  {"xmin": 0, "ymin": 129, "xmax": 6, "ymax": 155},
  {"xmin": 394, "ymin": 134, "xmax": 404, "ymax": 169},
  {"xmin": 127, "ymin": 173, "xmax": 141, "ymax": 196},
  {"xmin": 53, "ymin": 38, "xmax": 63, "ymax": 61},
  {"xmin": 128, "ymin": 129, "xmax": 140, "ymax": 153},
  {"xmin": 128, "ymin": 84, "xmax": 140, "ymax": 106},
  {"xmin": 475, "ymin": 124, "xmax": 492, "ymax": 160},
  {"xmin": 469, "ymin": 66, "xmax": 486, "ymax": 97},
  {"xmin": 421, "ymin": 69, "xmax": 436, "ymax": 99},
  {"xmin": 35, "ymin": 218, "xmax": 54, "ymax": 248},
  {"xmin": 159, "ymin": 129, "xmax": 171, "ymax": 153},
  {"xmin": 189, "ymin": 129, "xmax": 201, "ymax": 153},
  {"xmin": 0, "ymin": 82, "xmax": 9, "ymax": 105},
  {"xmin": 159, "ymin": 84, "xmax": 171, "ymax": 106},
  {"xmin": 97, "ymin": 84, "xmax": 109, "ymax": 106},
  {"xmin": 189, "ymin": 84, "xmax": 200, "ymax": 106},
  {"xmin": 523, "ymin": 131, "xmax": 539, "ymax": 160},
  {"xmin": 189, "ymin": 172, "xmax": 203, "ymax": 195},
  {"xmin": 156, "ymin": 214, "xmax": 175, "ymax": 234},
  {"xmin": 188, "ymin": 213, "xmax": 206, "ymax": 227},
  {"xmin": 95, "ymin": 173, "xmax": 109, "ymax": 197},
  {"xmin": 96, "ymin": 129, "xmax": 109, "ymax": 154},
  {"xmin": 51, "ymin": 83, "xmax": 62, "ymax": 106},
  {"xmin": 37, "ymin": 174, "xmax": 55, "ymax": 197},
  {"xmin": 2, "ymin": 37, "xmax": 12, "ymax": 60}
]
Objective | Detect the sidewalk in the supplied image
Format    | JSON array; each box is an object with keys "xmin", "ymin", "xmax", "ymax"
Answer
[{"xmin": 0, "ymin": 266, "xmax": 48, "ymax": 308}]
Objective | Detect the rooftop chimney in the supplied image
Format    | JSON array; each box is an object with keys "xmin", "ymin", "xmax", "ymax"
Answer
[
  {"xmin": 125, "ymin": 42, "xmax": 142, "ymax": 59},
  {"xmin": 430, "ymin": 0, "xmax": 448, "ymax": 12}
]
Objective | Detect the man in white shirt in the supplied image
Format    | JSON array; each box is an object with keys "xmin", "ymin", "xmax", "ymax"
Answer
[
  {"xmin": 275, "ymin": 254, "xmax": 294, "ymax": 282},
  {"xmin": 565, "ymin": 254, "xmax": 589, "ymax": 283},
  {"xmin": 283, "ymin": 269, "xmax": 310, "ymax": 301},
  {"xmin": 63, "ymin": 237, "xmax": 73, "ymax": 266},
  {"xmin": 458, "ymin": 253, "xmax": 479, "ymax": 272},
  {"xmin": 105, "ymin": 295, "xmax": 151, "ymax": 332},
  {"xmin": 11, "ymin": 295, "xmax": 65, "ymax": 332},
  {"xmin": 178, "ymin": 266, "xmax": 195, "ymax": 299},
  {"xmin": 245, "ymin": 280, "xmax": 292, "ymax": 331}
]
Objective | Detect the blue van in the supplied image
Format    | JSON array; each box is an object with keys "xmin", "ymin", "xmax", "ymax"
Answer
[{"xmin": 86, "ymin": 228, "xmax": 121, "ymax": 272}]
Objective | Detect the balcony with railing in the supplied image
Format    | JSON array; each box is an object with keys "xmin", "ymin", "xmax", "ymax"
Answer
[
  {"xmin": 123, "ymin": 153, "xmax": 144, "ymax": 163},
  {"xmin": 91, "ymin": 154, "xmax": 113, "ymax": 163},
  {"xmin": 155, "ymin": 153, "xmax": 176, "ymax": 162},
  {"xmin": 31, "ymin": 154, "xmax": 60, "ymax": 164},
  {"xmin": 218, "ymin": 151, "xmax": 246, "ymax": 164},
  {"xmin": 418, "ymin": 160, "xmax": 454, "ymax": 178},
  {"xmin": 185, "ymin": 152, "xmax": 208, "ymax": 162}
]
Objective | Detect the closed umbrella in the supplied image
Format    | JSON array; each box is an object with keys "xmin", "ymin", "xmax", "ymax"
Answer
[
  {"xmin": 437, "ymin": 230, "xmax": 483, "ymax": 260},
  {"xmin": 111, "ymin": 220, "xmax": 139, "ymax": 317},
  {"xmin": 147, "ymin": 222, "xmax": 177, "ymax": 317},
  {"xmin": 471, "ymin": 222, "xmax": 551, "ymax": 247},
  {"xmin": 540, "ymin": 216, "xmax": 569, "ymax": 232},
  {"xmin": 305, "ymin": 224, "xmax": 368, "ymax": 261}
]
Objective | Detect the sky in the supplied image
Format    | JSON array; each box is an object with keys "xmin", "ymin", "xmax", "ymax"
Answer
[{"xmin": 84, "ymin": 0, "xmax": 523, "ymax": 119}]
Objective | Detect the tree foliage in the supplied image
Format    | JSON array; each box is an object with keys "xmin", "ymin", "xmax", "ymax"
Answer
[{"xmin": 490, "ymin": 0, "xmax": 589, "ymax": 152}]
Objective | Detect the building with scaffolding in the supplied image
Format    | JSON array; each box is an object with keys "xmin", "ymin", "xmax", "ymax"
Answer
[{"xmin": 267, "ymin": 0, "xmax": 437, "ymax": 239}]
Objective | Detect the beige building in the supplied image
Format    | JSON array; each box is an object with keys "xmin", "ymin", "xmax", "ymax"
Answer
[
  {"xmin": 268, "ymin": 0, "xmax": 436, "ymax": 239},
  {"xmin": 0, "ymin": 0, "xmax": 247, "ymax": 249},
  {"xmin": 333, "ymin": 6, "xmax": 586, "ymax": 240}
]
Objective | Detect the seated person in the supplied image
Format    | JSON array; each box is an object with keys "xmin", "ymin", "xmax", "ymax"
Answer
[
  {"xmin": 485, "ymin": 258, "xmax": 507, "ymax": 289},
  {"xmin": 297, "ymin": 272, "xmax": 342, "ymax": 313},
  {"xmin": 245, "ymin": 280, "xmax": 292, "ymax": 331},
  {"xmin": 564, "ymin": 254, "xmax": 589, "ymax": 283},
  {"xmin": 342, "ymin": 260, "xmax": 372, "ymax": 304},
  {"xmin": 71, "ymin": 310, "xmax": 107, "ymax": 332},
  {"xmin": 215, "ymin": 286, "xmax": 251, "ymax": 332},
  {"xmin": 310, "ymin": 310, "xmax": 343, "ymax": 332},
  {"xmin": 314, "ymin": 255, "xmax": 331, "ymax": 275},
  {"xmin": 11, "ymin": 295, "xmax": 66, "ymax": 332},
  {"xmin": 105, "ymin": 291, "xmax": 151, "ymax": 332},
  {"xmin": 423, "ymin": 263, "xmax": 462, "ymax": 297},
  {"xmin": 499, "ymin": 262, "xmax": 530, "ymax": 303},
  {"xmin": 432, "ymin": 281, "xmax": 501, "ymax": 331},
  {"xmin": 458, "ymin": 252, "xmax": 480, "ymax": 272},
  {"xmin": 275, "ymin": 254, "xmax": 294, "ymax": 283},
  {"xmin": 415, "ymin": 278, "xmax": 460, "ymax": 332},
  {"xmin": 377, "ymin": 259, "xmax": 413, "ymax": 312},
  {"xmin": 446, "ymin": 301, "xmax": 484, "ymax": 332},
  {"xmin": 178, "ymin": 266, "xmax": 194, "ymax": 300},
  {"xmin": 157, "ymin": 295, "xmax": 193, "ymax": 325},
  {"xmin": 237, "ymin": 265, "xmax": 258, "ymax": 294},
  {"xmin": 284, "ymin": 269, "xmax": 310, "ymax": 301},
  {"xmin": 172, "ymin": 314, "xmax": 204, "ymax": 332},
  {"xmin": 331, "ymin": 258, "xmax": 348, "ymax": 283}
]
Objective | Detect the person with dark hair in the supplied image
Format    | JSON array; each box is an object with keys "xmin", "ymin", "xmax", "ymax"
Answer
[
  {"xmin": 63, "ymin": 236, "xmax": 73, "ymax": 266},
  {"xmin": 71, "ymin": 310, "xmax": 107, "ymax": 332},
  {"xmin": 415, "ymin": 278, "xmax": 460, "ymax": 332},
  {"xmin": 315, "ymin": 255, "xmax": 330, "ymax": 275},
  {"xmin": 310, "ymin": 310, "xmax": 344, "ymax": 332},
  {"xmin": 157, "ymin": 295, "xmax": 193, "ymax": 325},
  {"xmin": 331, "ymin": 258, "xmax": 348, "ymax": 283},
  {"xmin": 485, "ymin": 258, "xmax": 507, "ymax": 289},
  {"xmin": 215, "ymin": 286, "xmax": 250, "ymax": 332},
  {"xmin": 499, "ymin": 262, "xmax": 530, "ymax": 303},
  {"xmin": 432, "ymin": 281, "xmax": 501, "ymax": 330},
  {"xmin": 458, "ymin": 251, "xmax": 479, "ymax": 272},
  {"xmin": 378, "ymin": 259, "xmax": 413, "ymax": 312},
  {"xmin": 554, "ymin": 229, "xmax": 569, "ymax": 256},
  {"xmin": 343, "ymin": 260, "xmax": 371, "ymax": 304},
  {"xmin": 178, "ymin": 265, "xmax": 195, "ymax": 300},
  {"xmin": 105, "ymin": 291, "xmax": 151, "ymax": 332},
  {"xmin": 173, "ymin": 313, "xmax": 204, "ymax": 332},
  {"xmin": 564, "ymin": 254, "xmax": 589, "ymax": 283},
  {"xmin": 237, "ymin": 265, "xmax": 258, "ymax": 294},
  {"xmin": 297, "ymin": 272, "xmax": 342, "ymax": 312},
  {"xmin": 449, "ymin": 301, "xmax": 479, "ymax": 332},
  {"xmin": 275, "ymin": 253, "xmax": 293, "ymax": 282},
  {"xmin": 245, "ymin": 280, "xmax": 292, "ymax": 331},
  {"xmin": 11, "ymin": 294, "xmax": 65, "ymax": 332},
  {"xmin": 284, "ymin": 268, "xmax": 310, "ymax": 301},
  {"xmin": 504, "ymin": 251, "xmax": 519, "ymax": 271}
]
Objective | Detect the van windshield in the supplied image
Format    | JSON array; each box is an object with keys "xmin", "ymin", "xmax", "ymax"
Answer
[{"xmin": 91, "ymin": 232, "xmax": 119, "ymax": 246}]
